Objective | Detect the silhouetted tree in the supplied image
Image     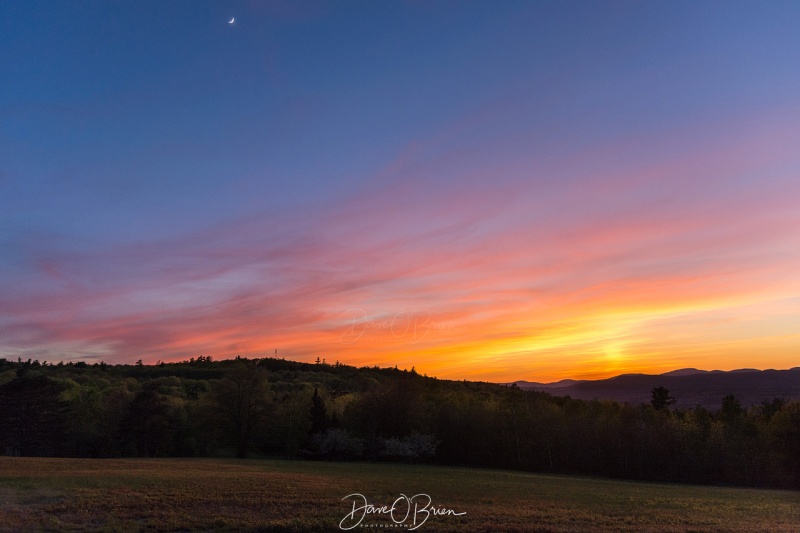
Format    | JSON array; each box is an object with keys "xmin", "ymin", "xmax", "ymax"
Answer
[
  {"xmin": 211, "ymin": 362, "xmax": 271, "ymax": 458},
  {"xmin": 760, "ymin": 398, "xmax": 785, "ymax": 421},
  {"xmin": 769, "ymin": 401, "xmax": 800, "ymax": 486},
  {"xmin": 651, "ymin": 386, "xmax": 676, "ymax": 410},
  {"xmin": 721, "ymin": 394, "xmax": 743, "ymax": 423},
  {"xmin": 119, "ymin": 386, "xmax": 176, "ymax": 457},
  {"xmin": 345, "ymin": 380, "xmax": 423, "ymax": 457},
  {"xmin": 308, "ymin": 388, "xmax": 329, "ymax": 437},
  {"xmin": 0, "ymin": 375, "xmax": 67, "ymax": 456},
  {"xmin": 267, "ymin": 390, "xmax": 312, "ymax": 459}
]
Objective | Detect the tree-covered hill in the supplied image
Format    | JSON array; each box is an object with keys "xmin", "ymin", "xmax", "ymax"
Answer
[{"xmin": 0, "ymin": 356, "xmax": 798, "ymax": 490}]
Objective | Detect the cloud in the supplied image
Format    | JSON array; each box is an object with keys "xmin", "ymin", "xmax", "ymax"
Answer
[{"xmin": 2, "ymin": 102, "xmax": 800, "ymax": 380}]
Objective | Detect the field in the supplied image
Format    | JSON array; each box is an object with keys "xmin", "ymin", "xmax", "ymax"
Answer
[{"xmin": 0, "ymin": 457, "xmax": 798, "ymax": 532}]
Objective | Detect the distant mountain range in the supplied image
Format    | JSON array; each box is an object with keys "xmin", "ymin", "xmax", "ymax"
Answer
[{"xmin": 511, "ymin": 367, "xmax": 800, "ymax": 409}]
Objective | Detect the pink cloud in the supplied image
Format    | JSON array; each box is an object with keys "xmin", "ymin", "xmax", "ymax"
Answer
[{"xmin": 3, "ymin": 102, "xmax": 800, "ymax": 381}]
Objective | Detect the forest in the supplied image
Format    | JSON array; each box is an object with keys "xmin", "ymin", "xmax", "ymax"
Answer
[{"xmin": 0, "ymin": 356, "xmax": 798, "ymax": 490}]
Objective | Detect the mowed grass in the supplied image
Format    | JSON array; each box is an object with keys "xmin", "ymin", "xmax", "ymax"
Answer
[{"xmin": 0, "ymin": 457, "xmax": 798, "ymax": 532}]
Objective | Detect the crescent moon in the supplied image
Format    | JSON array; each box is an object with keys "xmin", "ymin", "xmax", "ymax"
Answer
[{"xmin": 228, "ymin": 17, "xmax": 235, "ymax": 24}]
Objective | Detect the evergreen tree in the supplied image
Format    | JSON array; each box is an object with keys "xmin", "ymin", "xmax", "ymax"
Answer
[
  {"xmin": 309, "ymin": 388, "xmax": 329, "ymax": 436},
  {"xmin": 651, "ymin": 386, "xmax": 676, "ymax": 410}
]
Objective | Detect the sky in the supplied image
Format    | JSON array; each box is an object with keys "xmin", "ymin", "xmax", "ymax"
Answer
[{"xmin": 2, "ymin": 0, "xmax": 800, "ymax": 382}]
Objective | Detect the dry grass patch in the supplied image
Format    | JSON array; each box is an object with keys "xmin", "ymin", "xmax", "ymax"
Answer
[{"xmin": 0, "ymin": 457, "xmax": 797, "ymax": 532}]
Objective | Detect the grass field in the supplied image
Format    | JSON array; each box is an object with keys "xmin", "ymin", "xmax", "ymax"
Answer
[{"xmin": 0, "ymin": 457, "xmax": 798, "ymax": 532}]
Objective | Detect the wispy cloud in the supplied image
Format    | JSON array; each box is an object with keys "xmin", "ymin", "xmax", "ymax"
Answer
[{"xmin": 3, "ymin": 100, "xmax": 800, "ymax": 382}]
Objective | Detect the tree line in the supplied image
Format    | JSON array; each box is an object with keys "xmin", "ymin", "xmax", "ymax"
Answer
[{"xmin": 0, "ymin": 356, "xmax": 798, "ymax": 489}]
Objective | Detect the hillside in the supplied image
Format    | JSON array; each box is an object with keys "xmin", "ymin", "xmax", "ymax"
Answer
[
  {"xmin": 514, "ymin": 367, "xmax": 800, "ymax": 408},
  {"xmin": 2, "ymin": 356, "xmax": 800, "ymax": 490}
]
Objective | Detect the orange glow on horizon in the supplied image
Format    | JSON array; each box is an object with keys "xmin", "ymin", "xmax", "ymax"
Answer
[{"xmin": 6, "ymin": 105, "xmax": 800, "ymax": 383}]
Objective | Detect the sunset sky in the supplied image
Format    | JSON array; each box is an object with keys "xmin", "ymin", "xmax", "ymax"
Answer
[{"xmin": 2, "ymin": 1, "xmax": 800, "ymax": 382}]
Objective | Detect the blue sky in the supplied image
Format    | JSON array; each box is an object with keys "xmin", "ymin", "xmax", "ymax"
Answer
[{"xmin": 2, "ymin": 1, "xmax": 800, "ymax": 380}]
